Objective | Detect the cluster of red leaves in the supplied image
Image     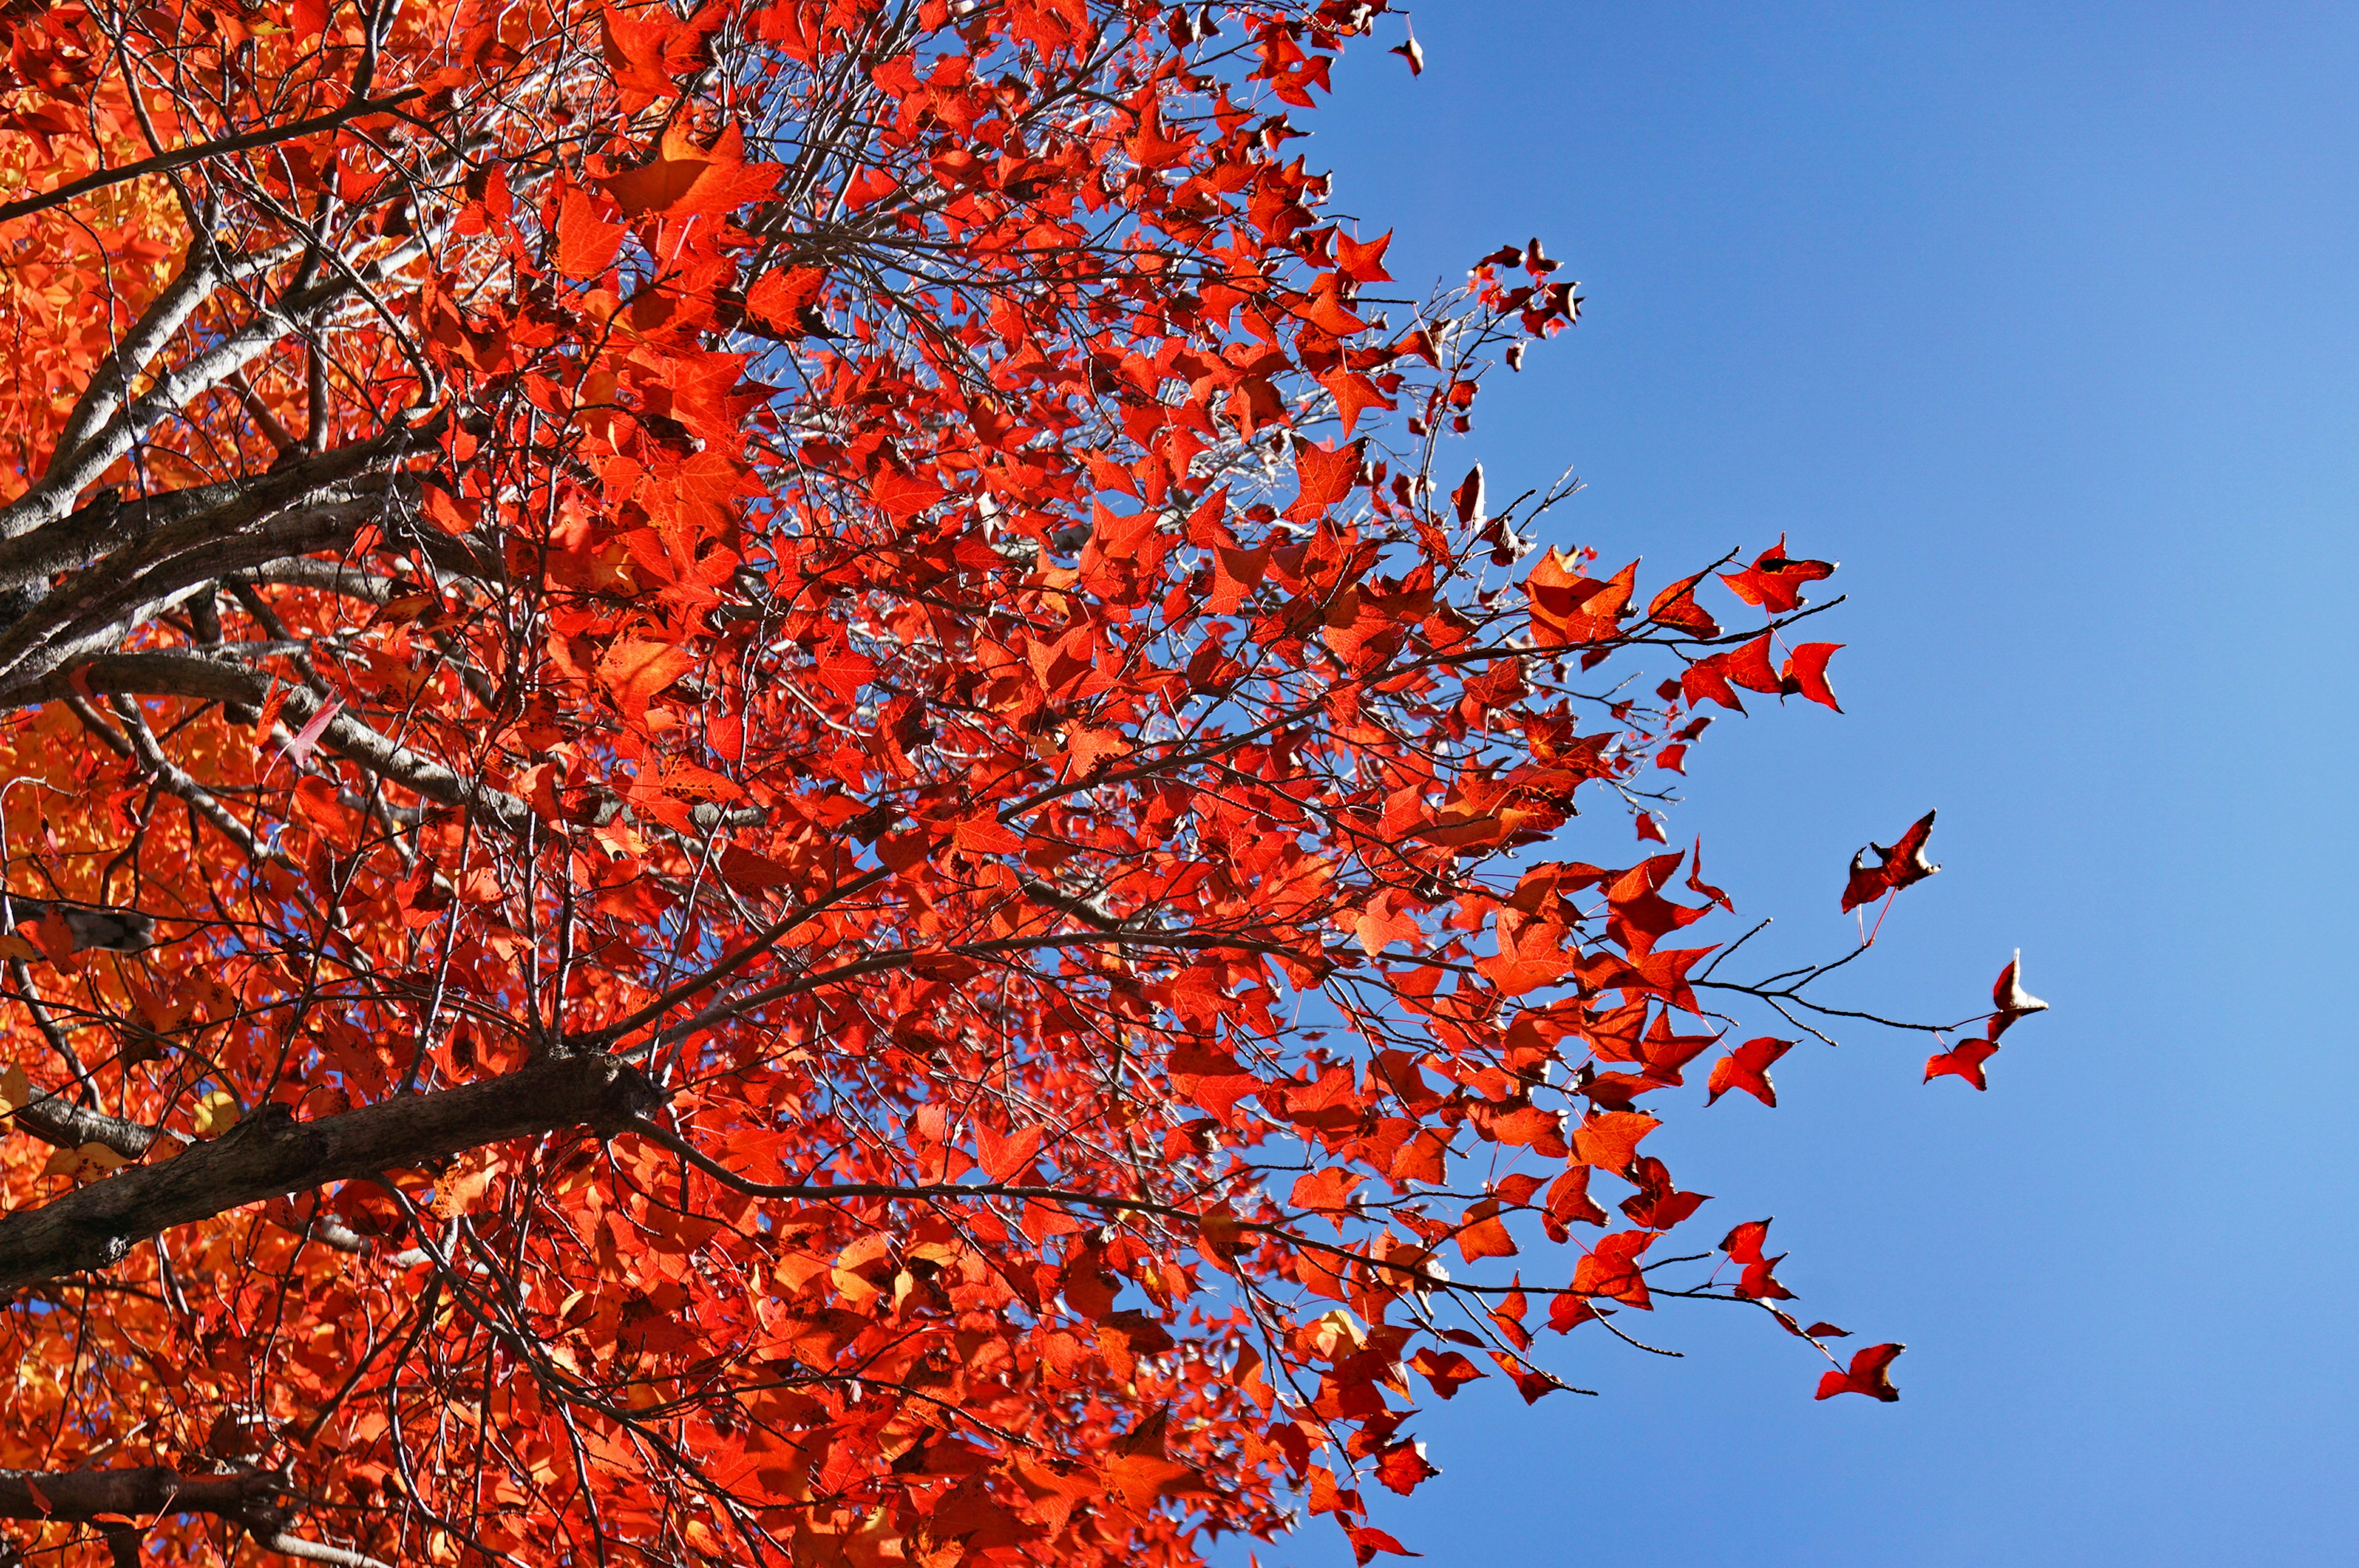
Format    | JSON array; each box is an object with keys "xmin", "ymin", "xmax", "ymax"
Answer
[{"xmin": 0, "ymin": 3, "xmax": 2038, "ymax": 1566}]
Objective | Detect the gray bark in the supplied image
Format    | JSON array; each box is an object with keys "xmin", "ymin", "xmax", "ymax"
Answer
[{"xmin": 0, "ymin": 1053, "xmax": 662, "ymax": 1292}]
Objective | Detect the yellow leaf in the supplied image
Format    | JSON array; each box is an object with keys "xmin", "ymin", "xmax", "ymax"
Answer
[
  {"xmin": 193, "ymin": 1089, "xmax": 238, "ymax": 1136},
  {"xmin": 0, "ymin": 1061, "xmax": 28, "ymax": 1115},
  {"xmin": 43, "ymin": 1142, "xmax": 127, "ymax": 1181},
  {"xmin": 0, "ymin": 932, "xmax": 36, "ymax": 961}
]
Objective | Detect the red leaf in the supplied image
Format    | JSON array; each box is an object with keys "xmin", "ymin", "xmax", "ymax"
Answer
[
  {"xmin": 600, "ymin": 122, "xmax": 781, "ymax": 219},
  {"xmin": 1287, "ymin": 439, "xmax": 1358, "ymax": 522},
  {"xmin": 1680, "ymin": 651, "xmax": 1745, "ymax": 713},
  {"xmin": 1781, "ymin": 641, "xmax": 1844, "ymax": 711},
  {"xmin": 1815, "ymin": 1342, "xmax": 1904, "ymax": 1402},
  {"xmin": 1450, "ymin": 462, "xmax": 1484, "ymax": 525},
  {"xmin": 555, "ymin": 189, "xmax": 627, "ymax": 278},
  {"xmin": 1706, "ymin": 1037, "xmax": 1793, "ymax": 1107},
  {"xmin": 1924, "ymin": 1037, "xmax": 2000, "ymax": 1091},
  {"xmin": 716, "ymin": 843, "xmax": 799, "ymax": 892},
  {"xmin": 1840, "ymin": 848, "xmax": 1890, "ymax": 914},
  {"xmin": 871, "ymin": 468, "xmax": 947, "ymax": 520},
  {"xmin": 976, "ymin": 1123, "xmax": 1044, "ymax": 1184},
  {"xmin": 597, "ymin": 638, "xmax": 696, "ymax": 725},
  {"xmin": 950, "ymin": 814, "xmax": 1025, "ymax": 856},
  {"xmin": 277, "ymin": 695, "xmax": 343, "ymax": 771},
  {"xmin": 1645, "ymin": 569, "xmax": 1720, "ymax": 637},
  {"xmin": 1841, "ymin": 809, "xmax": 1939, "ymax": 911},
  {"xmin": 1453, "ymin": 1199, "xmax": 1517, "ymax": 1263},
  {"xmin": 1717, "ymin": 1217, "xmax": 1795, "ymax": 1300},
  {"xmin": 1570, "ymin": 1111, "xmax": 1657, "ymax": 1174},
  {"xmin": 1348, "ymin": 1526, "xmax": 1422, "ymax": 1564},
  {"xmin": 1720, "ymin": 633, "xmax": 1783, "ymax": 694},
  {"xmin": 1877, "ymin": 809, "xmax": 1941, "ymax": 891},
  {"xmin": 1336, "ymin": 228, "xmax": 1394, "ymax": 283},
  {"xmin": 1570, "ymin": 1230, "xmax": 1654, "ymax": 1307},
  {"xmin": 1408, "ymin": 1346, "xmax": 1483, "ymax": 1400},
  {"xmin": 1547, "ymin": 1290, "xmax": 1598, "ymax": 1333},
  {"xmin": 1290, "ymin": 1166, "xmax": 1367, "ymax": 1219},
  {"xmin": 746, "ymin": 265, "xmax": 826, "ymax": 333},
  {"xmin": 1719, "ymin": 1219, "xmax": 1774, "ymax": 1266},
  {"xmin": 1720, "ymin": 536, "xmax": 1836, "ymax": 612},
  {"xmin": 1374, "ymin": 1441, "xmax": 1437, "ymax": 1496}
]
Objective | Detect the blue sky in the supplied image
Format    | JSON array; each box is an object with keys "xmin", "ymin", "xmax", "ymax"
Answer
[{"xmin": 1223, "ymin": 4, "xmax": 2359, "ymax": 1564}]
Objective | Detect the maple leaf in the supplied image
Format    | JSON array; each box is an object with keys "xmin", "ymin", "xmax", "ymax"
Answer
[
  {"xmin": 1924, "ymin": 1037, "xmax": 2001, "ymax": 1091},
  {"xmin": 1106, "ymin": 1453, "xmax": 1205, "ymax": 1510},
  {"xmin": 1336, "ymin": 228, "xmax": 1394, "ymax": 283},
  {"xmin": 1707, "ymin": 1037, "xmax": 1793, "ymax": 1107},
  {"xmin": 273, "ymin": 695, "xmax": 343, "ymax": 772},
  {"xmin": 716, "ymin": 843, "xmax": 799, "ymax": 892},
  {"xmin": 1570, "ymin": 1111, "xmax": 1657, "ymax": 1174},
  {"xmin": 1571, "ymin": 1230, "xmax": 1655, "ymax": 1307},
  {"xmin": 555, "ymin": 189, "xmax": 627, "ymax": 278},
  {"xmin": 1453, "ymin": 1198, "xmax": 1519, "ymax": 1263},
  {"xmin": 1543, "ymin": 1167, "xmax": 1608, "ymax": 1237},
  {"xmin": 1351, "ymin": 889, "xmax": 1423, "ymax": 956},
  {"xmin": 1720, "ymin": 536, "xmax": 1836, "ymax": 612},
  {"xmin": 599, "ymin": 122, "xmax": 781, "ymax": 219},
  {"xmin": 1781, "ymin": 641, "xmax": 1844, "ymax": 711},
  {"xmin": 1408, "ymin": 1347, "xmax": 1483, "ymax": 1399},
  {"xmin": 1842, "ymin": 809, "xmax": 1940, "ymax": 911},
  {"xmin": 1374, "ymin": 1440, "xmax": 1438, "ymax": 1496},
  {"xmin": 597, "ymin": 637, "xmax": 696, "ymax": 724},
  {"xmin": 1291, "ymin": 1166, "xmax": 1367, "ymax": 1223},
  {"xmin": 1451, "ymin": 463, "xmax": 1484, "ymax": 525},
  {"xmin": 1646, "ymin": 569, "xmax": 1721, "ymax": 637},
  {"xmin": 1718, "ymin": 1218, "xmax": 1797, "ymax": 1300},
  {"xmin": 1877, "ymin": 809, "xmax": 1942, "ymax": 889},
  {"xmin": 1619, "ymin": 1156, "xmax": 1709, "ymax": 1230},
  {"xmin": 1349, "ymin": 1525, "xmax": 1423, "ymax": 1564},
  {"xmin": 871, "ymin": 467, "xmax": 947, "ymax": 520},
  {"xmin": 1816, "ymin": 1342, "xmax": 1905, "ymax": 1402}
]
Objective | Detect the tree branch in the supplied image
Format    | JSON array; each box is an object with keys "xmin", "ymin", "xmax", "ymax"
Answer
[
  {"xmin": 9, "ymin": 652, "xmax": 532, "ymax": 835},
  {"xmin": 0, "ymin": 1466, "xmax": 277, "ymax": 1521},
  {"xmin": 0, "ymin": 90, "xmax": 426, "ymax": 227},
  {"xmin": 246, "ymin": 1527, "xmax": 394, "ymax": 1568},
  {"xmin": 0, "ymin": 1053, "xmax": 662, "ymax": 1292}
]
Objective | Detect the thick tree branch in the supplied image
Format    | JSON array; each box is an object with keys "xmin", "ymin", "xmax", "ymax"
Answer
[
  {"xmin": 8, "ymin": 1088, "xmax": 165, "ymax": 1161},
  {"xmin": 0, "ymin": 1466, "xmax": 278, "ymax": 1521},
  {"xmin": 0, "ymin": 1053, "xmax": 662, "ymax": 1292}
]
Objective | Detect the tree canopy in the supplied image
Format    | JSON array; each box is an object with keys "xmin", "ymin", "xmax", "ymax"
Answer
[{"xmin": 0, "ymin": 3, "xmax": 2038, "ymax": 1564}]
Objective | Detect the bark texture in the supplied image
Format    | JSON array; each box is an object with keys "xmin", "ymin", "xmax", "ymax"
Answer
[{"xmin": 0, "ymin": 1053, "xmax": 660, "ymax": 1291}]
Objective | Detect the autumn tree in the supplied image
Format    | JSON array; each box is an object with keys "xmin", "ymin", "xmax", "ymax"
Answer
[{"xmin": 0, "ymin": 2, "xmax": 2043, "ymax": 1565}]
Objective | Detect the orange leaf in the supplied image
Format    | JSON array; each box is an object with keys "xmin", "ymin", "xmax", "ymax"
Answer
[
  {"xmin": 1570, "ymin": 1111, "xmax": 1658, "ymax": 1174},
  {"xmin": 1570, "ymin": 1229, "xmax": 1654, "ymax": 1307},
  {"xmin": 597, "ymin": 638, "xmax": 696, "ymax": 724},
  {"xmin": 1454, "ymin": 1198, "xmax": 1517, "ymax": 1263},
  {"xmin": 554, "ymin": 189, "xmax": 627, "ymax": 278}
]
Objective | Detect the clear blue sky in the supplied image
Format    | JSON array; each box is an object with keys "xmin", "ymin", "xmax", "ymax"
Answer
[{"xmin": 1225, "ymin": 5, "xmax": 2359, "ymax": 1564}]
